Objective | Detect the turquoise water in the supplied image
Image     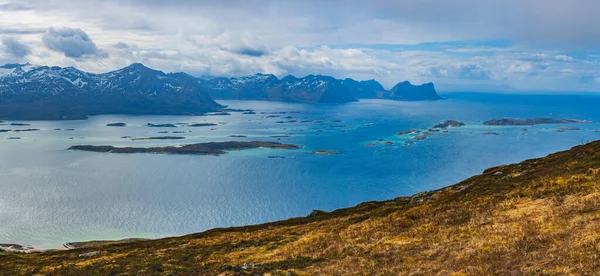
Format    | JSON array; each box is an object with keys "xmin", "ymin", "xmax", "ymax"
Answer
[{"xmin": 1, "ymin": 93, "xmax": 600, "ymax": 248}]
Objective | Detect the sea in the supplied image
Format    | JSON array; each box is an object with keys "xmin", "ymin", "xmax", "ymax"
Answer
[{"xmin": 1, "ymin": 92, "xmax": 600, "ymax": 249}]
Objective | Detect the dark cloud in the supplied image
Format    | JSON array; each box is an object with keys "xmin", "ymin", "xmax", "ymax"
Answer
[
  {"xmin": 42, "ymin": 27, "xmax": 107, "ymax": 59},
  {"xmin": 1, "ymin": 37, "xmax": 31, "ymax": 58},
  {"xmin": 229, "ymin": 47, "xmax": 269, "ymax": 57}
]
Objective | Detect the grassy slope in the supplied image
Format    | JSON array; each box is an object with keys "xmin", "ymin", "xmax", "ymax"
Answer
[{"xmin": 2, "ymin": 141, "xmax": 600, "ymax": 275}]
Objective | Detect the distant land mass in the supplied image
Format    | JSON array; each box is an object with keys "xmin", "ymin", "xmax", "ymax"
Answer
[
  {"xmin": 201, "ymin": 73, "xmax": 442, "ymax": 102},
  {"xmin": 0, "ymin": 63, "xmax": 222, "ymax": 120},
  {"xmin": 0, "ymin": 63, "xmax": 440, "ymax": 120}
]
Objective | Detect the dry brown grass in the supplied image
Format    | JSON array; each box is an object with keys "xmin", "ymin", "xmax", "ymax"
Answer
[{"xmin": 2, "ymin": 141, "xmax": 600, "ymax": 275}]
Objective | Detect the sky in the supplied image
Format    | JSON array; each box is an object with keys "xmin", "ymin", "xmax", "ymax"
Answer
[{"xmin": 1, "ymin": 0, "xmax": 600, "ymax": 92}]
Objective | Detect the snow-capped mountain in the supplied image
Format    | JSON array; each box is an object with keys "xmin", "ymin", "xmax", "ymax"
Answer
[
  {"xmin": 0, "ymin": 63, "xmax": 222, "ymax": 120},
  {"xmin": 202, "ymin": 73, "xmax": 357, "ymax": 103},
  {"xmin": 201, "ymin": 74, "xmax": 440, "ymax": 102}
]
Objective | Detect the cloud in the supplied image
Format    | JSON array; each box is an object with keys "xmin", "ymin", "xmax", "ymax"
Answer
[
  {"xmin": 1, "ymin": 37, "xmax": 31, "ymax": 58},
  {"xmin": 0, "ymin": 3, "xmax": 31, "ymax": 11},
  {"xmin": 42, "ymin": 27, "xmax": 107, "ymax": 59},
  {"xmin": 231, "ymin": 47, "xmax": 268, "ymax": 57},
  {"xmin": 113, "ymin": 42, "xmax": 130, "ymax": 49},
  {"xmin": 2, "ymin": 0, "xmax": 600, "ymax": 92}
]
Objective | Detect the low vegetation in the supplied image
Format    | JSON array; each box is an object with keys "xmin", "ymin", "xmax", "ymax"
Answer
[{"xmin": 3, "ymin": 141, "xmax": 600, "ymax": 275}]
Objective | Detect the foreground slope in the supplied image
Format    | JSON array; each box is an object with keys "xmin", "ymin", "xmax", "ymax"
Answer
[{"xmin": 3, "ymin": 141, "xmax": 600, "ymax": 275}]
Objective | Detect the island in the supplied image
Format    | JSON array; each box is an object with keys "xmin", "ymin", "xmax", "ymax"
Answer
[
  {"xmin": 188, "ymin": 123, "xmax": 217, "ymax": 127},
  {"xmin": 432, "ymin": 120, "xmax": 465, "ymax": 129},
  {"xmin": 130, "ymin": 136, "xmax": 185, "ymax": 141},
  {"xmin": 310, "ymin": 150, "xmax": 341, "ymax": 155},
  {"xmin": 106, "ymin": 122, "xmax": 126, "ymax": 127},
  {"xmin": 396, "ymin": 129, "xmax": 420, "ymax": 135},
  {"xmin": 68, "ymin": 141, "xmax": 301, "ymax": 156},
  {"xmin": 146, "ymin": 123, "xmax": 177, "ymax": 128},
  {"xmin": 483, "ymin": 118, "xmax": 586, "ymax": 126}
]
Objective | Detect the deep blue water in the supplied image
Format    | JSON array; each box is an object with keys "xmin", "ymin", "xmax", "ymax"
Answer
[{"xmin": 1, "ymin": 92, "xmax": 600, "ymax": 248}]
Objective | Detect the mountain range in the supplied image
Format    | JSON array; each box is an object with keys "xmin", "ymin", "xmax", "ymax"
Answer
[
  {"xmin": 0, "ymin": 63, "xmax": 441, "ymax": 120},
  {"xmin": 201, "ymin": 74, "xmax": 441, "ymax": 102},
  {"xmin": 0, "ymin": 63, "xmax": 221, "ymax": 120}
]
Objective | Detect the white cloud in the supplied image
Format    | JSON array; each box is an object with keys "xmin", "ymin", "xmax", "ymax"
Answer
[{"xmin": 0, "ymin": 0, "xmax": 599, "ymax": 92}]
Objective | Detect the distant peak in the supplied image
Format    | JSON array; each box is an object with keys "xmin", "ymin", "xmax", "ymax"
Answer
[
  {"xmin": 1, "ymin": 62, "xmax": 31, "ymax": 69},
  {"xmin": 125, "ymin": 63, "xmax": 148, "ymax": 69}
]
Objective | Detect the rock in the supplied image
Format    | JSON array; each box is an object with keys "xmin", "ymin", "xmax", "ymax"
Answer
[
  {"xmin": 484, "ymin": 132, "xmax": 500, "ymax": 135},
  {"xmin": 12, "ymin": 129, "xmax": 39, "ymax": 132},
  {"xmin": 311, "ymin": 150, "xmax": 341, "ymax": 155},
  {"xmin": 396, "ymin": 129, "xmax": 420, "ymax": 135},
  {"xmin": 308, "ymin": 210, "xmax": 328, "ymax": 217},
  {"xmin": 106, "ymin": 122, "xmax": 126, "ymax": 127},
  {"xmin": 493, "ymin": 171, "xmax": 504, "ymax": 176},
  {"xmin": 410, "ymin": 191, "xmax": 433, "ymax": 204},
  {"xmin": 413, "ymin": 134, "xmax": 428, "ymax": 140},
  {"xmin": 384, "ymin": 141, "xmax": 394, "ymax": 146},
  {"xmin": 0, "ymin": 244, "xmax": 36, "ymax": 253},
  {"xmin": 79, "ymin": 251, "xmax": 100, "ymax": 258}
]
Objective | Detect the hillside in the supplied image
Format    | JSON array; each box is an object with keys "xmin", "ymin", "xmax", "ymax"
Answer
[
  {"xmin": 0, "ymin": 63, "xmax": 222, "ymax": 120},
  {"xmin": 2, "ymin": 140, "xmax": 600, "ymax": 275}
]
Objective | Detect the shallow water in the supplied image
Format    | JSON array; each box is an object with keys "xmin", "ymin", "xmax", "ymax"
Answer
[{"xmin": 1, "ymin": 93, "xmax": 600, "ymax": 248}]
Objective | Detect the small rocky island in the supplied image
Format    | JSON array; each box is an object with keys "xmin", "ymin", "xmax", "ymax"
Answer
[
  {"xmin": 483, "ymin": 118, "xmax": 586, "ymax": 126},
  {"xmin": 432, "ymin": 120, "xmax": 465, "ymax": 129},
  {"xmin": 311, "ymin": 150, "xmax": 341, "ymax": 155},
  {"xmin": 106, "ymin": 122, "xmax": 126, "ymax": 127},
  {"xmin": 189, "ymin": 123, "xmax": 217, "ymax": 127},
  {"xmin": 146, "ymin": 123, "xmax": 177, "ymax": 128},
  {"xmin": 68, "ymin": 141, "xmax": 300, "ymax": 156},
  {"xmin": 130, "ymin": 136, "xmax": 185, "ymax": 141}
]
